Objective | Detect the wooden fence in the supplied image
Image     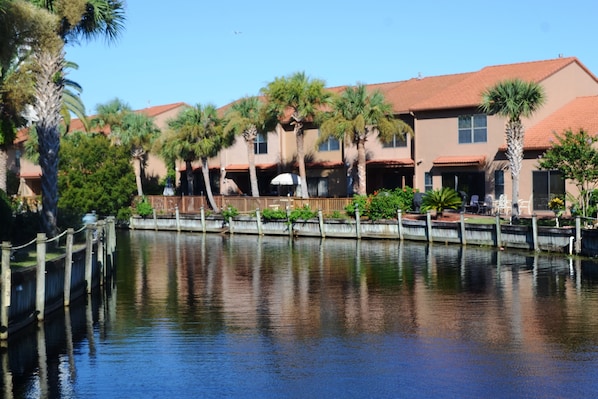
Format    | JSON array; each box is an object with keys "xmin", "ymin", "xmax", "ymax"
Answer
[{"xmin": 142, "ymin": 195, "xmax": 353, "ymax": 215}]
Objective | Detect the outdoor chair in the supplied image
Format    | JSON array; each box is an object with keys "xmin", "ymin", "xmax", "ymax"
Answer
[
  {"xmin": 518, "ymin": 194, "xmax": 532, "ymax": 215},
  {"xmin": 497, "ymin": 194, "xmax": 511, "ymax": 216},
  {"xmin": 466, "ymin": 195, "xmax": 479, "ymax": 213},
  {"xmin": 478, "ymin": 194, "xmax": 493, "ymax": 215}
]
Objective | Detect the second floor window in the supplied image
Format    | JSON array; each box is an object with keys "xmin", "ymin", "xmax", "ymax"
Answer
[
  {"xmin": 383, "ymin": 133, "xmax": 407, "ymax": 148},
  {"xmin": 254, "ymin": 132, "xmax": 267, "ymax": 154},
  {"xmin": 458, "ymin": 114, "xmax": 487, "ymax": 144},
  {"xmin": 318, "ymin": 135, "xmax": 340, "ymax": 152}
]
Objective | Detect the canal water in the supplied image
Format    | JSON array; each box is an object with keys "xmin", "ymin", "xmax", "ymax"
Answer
[{"xmin": 3, "ymin": 230, "xmax": 598, "ymax": 398}]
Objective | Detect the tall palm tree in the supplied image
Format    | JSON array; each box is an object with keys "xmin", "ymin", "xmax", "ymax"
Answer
[
  {"xmin": 164, "ymin": 104, "xmax": 233, "ymax": 212},
  {"xmin": 118, "ymin": 112, "xmax": 160, "ymax": 196},
  {"xmin": 224, "ymin": 96, "xmax": 276, "ymax": 197},
  {"xmin": 92, "ymin": 97, "xmax": 132, "ymax": 140},
  {"xmin": 480, "ymin": 78, "xmax": 545, "ymax": 220},
  {"xmin": 261, "ymin": 72, "xmax": 331, "ymax": 198},
  {"xmin": 30, "ymin": 0, "xmax": 125, "ymax": 237},
  {"xmin": 319, "ymin": 84, "xmax": 413, "ymax": 195}
]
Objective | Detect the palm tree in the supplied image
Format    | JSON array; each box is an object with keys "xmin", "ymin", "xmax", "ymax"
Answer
[
  {"xmin": 92, "ymin": 97, "xmax": 132, "ymax": 140},
  {"xmin": 30, "ymin": 0, "xmax": 125, "ymax": 237},
  {"xmin": 164, "ymin": 104, "xmax": 233, "ymax": 212},
  {"xmin": 319, "ymin": 84, "xmax": 413, "ymax": 195},
  {"xmin": 224, "ymin": 97, "xmax": 276, "ymax": 197},
  {"xmin": 261, "ymin": 72, "xmax": 331, "ymax": 198},
  {"xmin": 480, "ymin": 79, "xmax": 545, "ymax": 220}
]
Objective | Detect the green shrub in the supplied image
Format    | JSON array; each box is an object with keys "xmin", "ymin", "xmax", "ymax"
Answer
[
  {"xmin": 135, "ymin": 197, "xmax": 153, "ymax": 217},
  {"xmin": 222, "ymin": 206, "xmax": 239, "ymax": 222},
  {"xmin": 345, "ymin": 195, "xmax": 368, "ymax": 217},
  {"xmin": 345, "ymin": 188, "xmax": 417, "ymax": 220},
  {"xmin": 261, "ymin": 208, "xmax": 288, "ymax": 220},
  {"xmin": 420, "ymin": 187, "xmax": 462, "ymax": 215},
  {"xmin": 289, "ymin": 205, "xmax": 317, "ymax": 222}
]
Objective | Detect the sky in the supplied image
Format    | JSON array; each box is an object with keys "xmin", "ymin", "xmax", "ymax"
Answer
[{"xmin": 65, "ymin": 0, "xmax": 598, "ymax": 114}]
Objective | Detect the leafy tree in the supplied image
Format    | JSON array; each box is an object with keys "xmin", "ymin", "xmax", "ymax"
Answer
[
  {"xmin": 319, "ymin": 84, "xmax": 412, "ymax": 195},
  {"xmin": 420, "ymin": 187, "xmax": 462, "ymax": 217},
  {"xmin": 163, "ymin": 104, "xmax": 233, "ymax": 211},
  {"xmin": 93, "ymin": 99, "xmax": 161, "ymax": 196},
  {"xmin": 262, "ymin": 72, "xmax": 331, "ymax": 198},
  {"xmin": 224, "ymin": 96, "xmax": 276, "ymax": 197},
  {"xmin": 480, "ymin": 78, "xmax": 545, "ymax": 220},
  {"xmin": 29, "ymin": 0, "xmax": 126, "ymax": 237},
  {"xmin": 58, "ymin": 132, "xmax": 136, "ymax": 222},
  {"xmin": 538, "ymin": 128, "xmax": 598, "ymax": 217}
]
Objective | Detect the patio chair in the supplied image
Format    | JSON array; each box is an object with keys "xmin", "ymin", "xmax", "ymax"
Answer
[
  {"xmin": 466, "ymin": 194, "xmax": 479, "ymax": 213},
  {"xmin": 518, "ymin": 194, "xmax": 532, "ymax": 215},
  {"xmin": 478, "ymin": 194, "xmax": 493, "ymax": 215},
  {"xmin": 497, "ymin": 194, "xmax": 511, "ymax": 216}
]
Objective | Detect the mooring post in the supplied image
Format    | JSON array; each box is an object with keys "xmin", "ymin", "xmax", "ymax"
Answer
[
  {"xmin": 575, "ymin": 216, "xmax": 582, "ymax": 254},
  {"xmin": 532, "ymin": 214, "xmax": 539, "ymax": 252},
  {"xmin": 153, "ymin": 209, "xmax": 158, "ymax": 231},
  {"xmin": 426, "ymin": 211, "xmax": 432, "ymax": 243},
  {"xmin": 397, "ymin": 210, "xmax": 404, "ymax": 241},
  {"xmin": 97, "ymin": 221, "xmax": 105, "ymax": 285},
  {"xmin": 495, "ymin": 215, "xmax": 502, "ymax": 248},
  {"xmin": 1, "ymin": 242, "xmax": 11, "ymax": 340},
  {"xmin": 318, "ymin": 209, "xmax": 325, "ymax": 238},
  {"xmin": 355, "ymin": 205, "xmax": 361, "ymax": 239},
  {"xmin": 287, "ymin": 206, "xmax": 293, "ymax": 238},
  {"xmin": 175, "ymin": 206, "xmax": 181, "ymax": 232},
  {"xmin": 200, "ymin": 207, "xmax": 206, "ymax": 233},
  {"xmin": 256, "ymin": 208, "xmax": 263, "ymax": 235},
  {"xmin": 64, "ymin": 229, "xmax": 74, "ymax": 307},
  {"xmin": 36, "ymin": 233, "xmax": 47, "ymax": 321},
  {"xmin": 459, "ymin": 212, "xmax": 466, "ymax": 245},
  {"xmin": 85, "ymin": 225, "xmax": 93, "ymax": 294}
]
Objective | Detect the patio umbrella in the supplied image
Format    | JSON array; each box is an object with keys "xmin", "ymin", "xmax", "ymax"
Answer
[{"xmin": 270, "ymin": 173, "xmax": 301, "ymax": 186}]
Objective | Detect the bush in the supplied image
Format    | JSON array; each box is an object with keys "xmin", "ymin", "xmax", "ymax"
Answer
[
  {"xmin": 261, "ymin": 208, "xmax": 288, "ymax": 220},
  {"xmin": 289, "ymin": 205, "xmax": 317, "ymax": 222},
  {"xmin": 222, "ymin": 206, "xmax": 239, "ymax": 222},
  {"xmin": 345, "ymin": 187, "xmax": 417, "ymax": 220},
  {"xmin": 135, "ymin": 197, "xmax": 153, "ymax": 217}
]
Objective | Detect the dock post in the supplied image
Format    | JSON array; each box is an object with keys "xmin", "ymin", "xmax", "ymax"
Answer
[
  {"xmin": 64, "ymin": 229, "xmax": 74, "ymax": 306},
  {"xmin": 397, "ymin": 210, "xmax": 403, "ymax": 241},
  {"xmin": 36, "ymin": 233, "xmax": 47, "ymax": 321},
  {"xmin": 85, "ymin": 226, "xmax": 93, "ymax": 294},
  {"xmin": 1, "ymin": 242, "xmax": 11, "ymax": 340}
]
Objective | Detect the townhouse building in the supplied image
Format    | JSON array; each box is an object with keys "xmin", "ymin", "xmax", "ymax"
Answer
[{"xmin": 10, "ymin": 57, "xmax": 598, "ymax": 213}]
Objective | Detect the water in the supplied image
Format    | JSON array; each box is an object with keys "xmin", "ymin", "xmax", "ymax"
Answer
[{"xmin": 3, "ymin": 230, "xmax": 598, "ymax": 398}]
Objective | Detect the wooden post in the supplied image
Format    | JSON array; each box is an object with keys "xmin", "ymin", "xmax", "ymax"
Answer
[
  {"xmin": 459, "ymin": 212, "xmax": 466, "ymax": 245},
  {"xmin": 495, "ymin": 214, "xmax": 502, "ymax": 248},
  {"xmin": 355, "ymin": 206, "xmax": 361, "ymax": 239},
  {"xmin": 153, "ymin": 209, "xmax": 158, "ymax": 231},
  {"xmin": 175, "ymin": 206, "xmax": 181, "ymax": 232},
  {"xmin": 575, "ymin": 216, "xmax": 582, "ymax": 254},
  {"xmin": 532, "ymin": 214, "xmax": 539, "ymax": 252},
  {"xmin": 64, "ymin": 229, "xmax": 74, "ymax": 307},
  {"xmin": 287, "ymin": 206, "xmax": 293, "ymax": 238},
  {"xmin": 426, "ymin": 211, "xmax": 432, "ymax": 243},
  {"xmin": 36, "ymin": 233, "xmax": 46, "ymax": 321},
  {"xmin": 397, "ymin": 210, "xmax": 404, "ymax": 241},
  {"xmin": 1, "ymin": 242, "xmax": 11, "ymax": 340},
  {"xmin": 256, "ymin": 208, "xmax": 263, "ymax": 235},
  {"xmin": 318, "ymin": 209, "xmax": 325, "ymax": 238},
  {"xmin": 200, "ymin": 207, "xmax": 206, "ymax": 233},
  {"xmin": 85, "ymin": 226, "xmax": 93, "ymax": 294},
  {"xmin": 97, "ymin": 221, "xmax": 105, "ymax": 285}
]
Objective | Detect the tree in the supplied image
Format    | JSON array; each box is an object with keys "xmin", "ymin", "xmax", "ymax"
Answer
[
  {"xmin": 262, "ymin": 72, "xmax": 331, "ymax": 198},
  {"xmin": 538, "ymin": 128, "xmax": 598, "ymax": 217},
  {"xmin": 93, "ymin": 98, "xmax": 160, "ymax": 196},
  {"xmin": 480, "ymin": 78, "xmax": 545, "ymax": 220},
  {"xmin": 224, "ymin": 96, "xmax": 276, "ymax": 197},
  {"xmin": 319, "ymin": 84, "xmax": 413, "ymax": 195},
  {"xmin": 164, "ymin": 104, "xmax": 233, "ymax": 212},
  {"xmin": 30, "ymin": 0, "xmax": 125, "ymax": 237},
  {"xmin": 58, "ymin": 132, "xmax": 136, "ymax": 222}
]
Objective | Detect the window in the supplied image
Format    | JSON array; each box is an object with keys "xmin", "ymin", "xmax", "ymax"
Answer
[
  {"xmin": 383, "ymin": 134, "xmax": 407, "ymax": 148},
  {"xmin": 458, "ymin": 114, "xmax": 487, "ymax": 144},
  {"xmin": 254, "ymin": 132, "xmax": 267, "ymax": 154},
  {"xmin": 318, "ymin": 132, "xmax": 340, "ymax": 152},
  {"xmin": 424, "ymin": 172, "xmax": 433, "ymax": 192},
  {"xmin": 494, "ymin": 170, "xmax": 504, "ymax": 198}
]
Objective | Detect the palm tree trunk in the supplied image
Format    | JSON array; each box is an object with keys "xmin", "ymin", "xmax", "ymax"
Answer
[
  {"xmin": 201, "ymin": 157, "xmax": 219, "ymax": 212},
  {"xmin": 246, "ymin": 139, "xmax": 259, "ymax": 197},
  {"xmin": 507, "ymin": 120, "xmax": 523, "ymax": 220},
  {"xmin": 35, "ymin": 48, "xmax": 64, "ymax": 238},
  {"xmin": 135, "ymin": 157, "xmax": 144, "ymax": 196},
  {"xmin": 356, "ymin": 137, "xmax": 367, "ymax": 195},
  {"xmin": 185, "ymin": 159, "xmax": 194, "ymax": 195},
  {"xmin": 295, "ymin": 125, "xmax": 309, "ymax": 198},
  {"xmin": 0, "ymin": 148, "xmax": 7, "ymax": 193}
]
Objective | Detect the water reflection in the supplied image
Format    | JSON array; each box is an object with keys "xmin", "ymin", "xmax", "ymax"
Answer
[{"xmin": 2, "ymin": 231, "xmax": 598, "ymax": 398}]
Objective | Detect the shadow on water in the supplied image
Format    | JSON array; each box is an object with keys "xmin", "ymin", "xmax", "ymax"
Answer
[{"xmin": 3, "ymin": 230, "xmax": 598, "ymax": 398}]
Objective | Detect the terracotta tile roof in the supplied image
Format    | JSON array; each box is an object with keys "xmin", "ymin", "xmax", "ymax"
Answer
[
  {"xmin": 411, "ymin": 57, "xmax": 593, "ymax": 111},
  {"xmin": 137, "ymin": 102, "xmax": 187, "ymax": 118},
  {"xmin": 433, "ymin": 155, "xmax": 486, "ymax": 166},
  {"xmin": 521, "ymin": 96, "xmax": 598, "ymax": 150},
  {"xmin": 366, "ymin": 158, "xmax": 414, "ymax": 167},
  {"xmin": 224, "ymin": 163, "xmax": 278, "ymax": 172}
]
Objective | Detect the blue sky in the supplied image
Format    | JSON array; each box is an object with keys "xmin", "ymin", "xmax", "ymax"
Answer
[{"xmin": 66, "ymin": 0, "xmax": 598, "ymax": 114}]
